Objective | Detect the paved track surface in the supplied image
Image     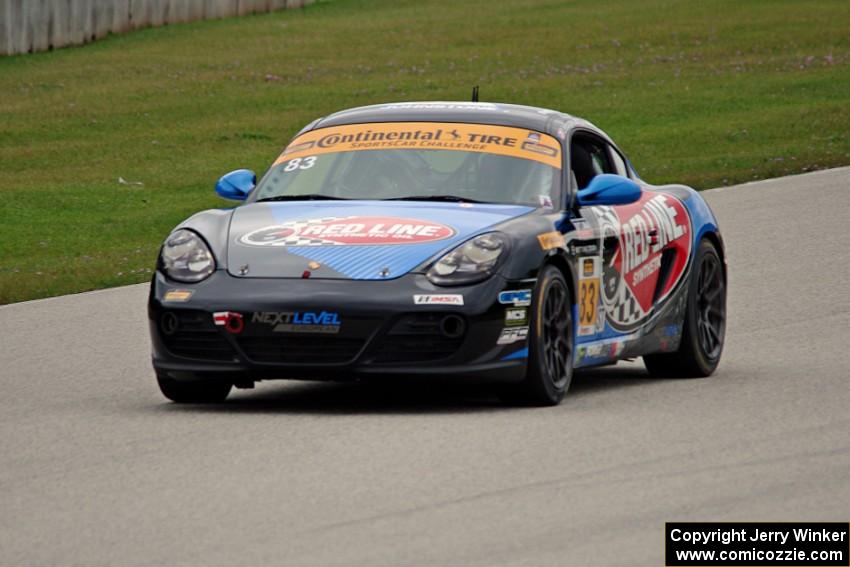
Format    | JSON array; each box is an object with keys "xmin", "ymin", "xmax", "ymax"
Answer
[{"xmin": 2, "ymin": 168, "xmax": 849, "ymax": 566}]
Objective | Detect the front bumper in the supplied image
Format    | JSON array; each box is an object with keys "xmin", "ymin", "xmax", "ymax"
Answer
[{"xmin": 149, "ymin": 271, "xmax": 533, "ymax": 384}]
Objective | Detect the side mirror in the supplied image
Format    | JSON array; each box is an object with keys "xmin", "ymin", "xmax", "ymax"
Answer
[
  {"xmin": 576, "ymin": 174, "xmax": 641, "ymax": 207},
  {"xmin": 215, "ymin": 169, "xmax": 256, "ymax": 201}
]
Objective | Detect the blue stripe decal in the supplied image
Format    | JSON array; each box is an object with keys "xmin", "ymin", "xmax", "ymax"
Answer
[
  {"xmin": 265, "ymin": 201, "xmax": 534, "ymax": 280},
  {"xmin": 501, "ymin": 347, "xmax": 528, "ymax": 361},
  {"xmin": 285, "ymin": 242, "xmax": 452, "ymax": 280}
]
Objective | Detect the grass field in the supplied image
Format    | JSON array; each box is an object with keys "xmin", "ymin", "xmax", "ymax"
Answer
[{"xmin": 1, "ymin": 0, "xmax": 849, "ymax": 304}]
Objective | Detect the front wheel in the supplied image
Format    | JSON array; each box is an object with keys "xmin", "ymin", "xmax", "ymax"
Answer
[
  {"xmin": 644, "ymin": 238, "xmax": 726, "ymax": 378},
  {"xmin": 156, "ymin": 371, "xmax": 232, "ymax": 403},
  {"xmin": 501, "ymin": 265, "xmax": 574, "ymax": 406}
]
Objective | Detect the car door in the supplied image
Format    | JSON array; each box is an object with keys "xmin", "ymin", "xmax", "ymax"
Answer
[
  {"xmin": 569, "ymin": 132, "xmax": 619, "ymax": 338},
  {"xmin": 571, "ymin": 133, "xmax": 691, "ymax": 336},
  {"xmin": 570, "ymin": 132, "xmax": 666, "ymax": 336}
]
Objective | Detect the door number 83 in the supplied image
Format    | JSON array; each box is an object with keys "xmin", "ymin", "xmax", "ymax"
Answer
[{"xmin": 578, "ymin": 278, "xmax": 600, "ymax": 327}]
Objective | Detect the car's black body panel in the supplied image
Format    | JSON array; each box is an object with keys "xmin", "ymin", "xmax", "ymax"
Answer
[{"xmin": 150, "ymin": 270, "xmax": 529, "ymax": 383}]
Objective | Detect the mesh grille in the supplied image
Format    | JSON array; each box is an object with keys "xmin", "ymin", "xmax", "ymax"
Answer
[
  {"xmin": 369, "ymin": 314, "xmax": 465, "ymax": 364},
  {"xmin": 159, "ymin": 310, "xmax": 238, "ymax": 362},
  {"xmin": 237, "ymin": 336, "xmax": 365, "ymax": 364}
]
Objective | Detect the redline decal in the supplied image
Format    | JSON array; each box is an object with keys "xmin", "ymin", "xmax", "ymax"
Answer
[
  {"xmin": 240, "ymin": 216, "xmax": 456, "ymax": 247},
  {"xmin": 591, "ymin": 191, "xmax": 692, "ymax": 331}
]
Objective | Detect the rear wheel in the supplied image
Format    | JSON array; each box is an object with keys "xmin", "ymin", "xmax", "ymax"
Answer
[
  {"xmin": 156, "ymin": 371, "xmax": 232, "ymax": 403},
  {"xmin": 644, "ymin": 239, "xmax": 726, "ymax": 378},
  {"xmin": 501, "ymin": 265, "xmax": 573, "ymax": 406}
]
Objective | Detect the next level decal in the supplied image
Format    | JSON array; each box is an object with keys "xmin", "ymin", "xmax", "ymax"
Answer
[
  {"xmin": 240, "ymin": 216, "xmax": 455, "ymax": 247},
  {"xmin": 252, "ymin": 311, "xmax": 342, "ymax": 334},
  {"xmin": 589, "ymin": 191, "xmax": 692, "ymax": 331},
  {"xmin": 276, "ymin": 122, "xmax": 562, "ymax": 169}
]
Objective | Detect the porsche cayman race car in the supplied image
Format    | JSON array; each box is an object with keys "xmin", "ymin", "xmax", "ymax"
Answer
[{"xmin": 149, "ymin": 101, "xmax": 726, "ymax": 405}]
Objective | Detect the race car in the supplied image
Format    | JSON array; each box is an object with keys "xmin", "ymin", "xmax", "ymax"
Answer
[{"xmin": 149, "ymin": 101, "xmax": 726, "ymax": 406}]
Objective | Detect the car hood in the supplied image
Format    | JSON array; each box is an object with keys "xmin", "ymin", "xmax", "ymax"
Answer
[{"xmin": 226, "ymin": 200, "xmax": 534, "ymax": 280}]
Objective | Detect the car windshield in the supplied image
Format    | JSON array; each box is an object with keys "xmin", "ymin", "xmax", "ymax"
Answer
[{"xmin": 250, "ymin": 122, "xmax": 563, "ymax": 208}]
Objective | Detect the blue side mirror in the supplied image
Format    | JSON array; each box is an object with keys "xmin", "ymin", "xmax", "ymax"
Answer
[
  {"xmin": 576, "ymin": 174, "xmax": 642, "ymax": 207},
  {"xmin": 215, "ymin": 169, "xmax": 256, "ymax": 201}
]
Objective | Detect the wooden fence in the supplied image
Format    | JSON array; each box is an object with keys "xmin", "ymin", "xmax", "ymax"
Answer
[{"xmin": 0, "ymin": 0, "xmax": 312, "ymax": 55}]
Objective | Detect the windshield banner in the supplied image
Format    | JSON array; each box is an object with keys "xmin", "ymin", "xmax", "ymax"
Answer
[{"xmin": 276, "ymin": 122, "xmax": 562, "ymax": 169}]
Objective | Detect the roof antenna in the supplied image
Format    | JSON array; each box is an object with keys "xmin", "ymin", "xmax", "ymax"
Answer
[{"xmin": 471, "ymin": 85, "xmax": 479, "ymax": 102}]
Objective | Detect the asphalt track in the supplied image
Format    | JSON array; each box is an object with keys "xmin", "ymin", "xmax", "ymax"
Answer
[{"xmin": 2, "ymin": 168, "xmax": 849, "ymax": 566}]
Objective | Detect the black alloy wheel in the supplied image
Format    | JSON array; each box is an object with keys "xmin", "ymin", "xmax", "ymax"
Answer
[
  {"xmin": 541, "ymin": 276, "xmax": 572, "ymax": 391},
  {"xmin": 696, "ymin": 249, "xmax": 725, "ymax": 360},
  {"xmin": 500, "ymin": 265, "xmax": 574, "ymax": 406},
  {"xmin": 644, "ymin": 239, "xmax": 726, "ymax": 378}
]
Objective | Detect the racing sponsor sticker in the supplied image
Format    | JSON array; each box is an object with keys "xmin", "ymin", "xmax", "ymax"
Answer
[
  {"xmin": 240, "ymin": 216, "xmax": 456, "ymax": 247},
  {"xmin": 577, "ymin": 341, "xmax": 622, "ymax": 361},
  {"xmin": 537, "ymin": 231, "xmax": 566, "ymax": 251},
  {"xmin": 379, "ymin": 102, "xmax": 499, "ymax": 112},
  {"xmin": 414, "ymin": 294, "xmax": 464, "ymax": 306},
  {"xmin": 276, "ymin": 122, "xmax": 562, "ymax": 169},
  {"xmin": 498, "ymin": 289, "xmax": 532, "ymax": 306},
  {"xmin": 589, "ymin": 191, "xmax": 693, "ymax": 331},
  {"xmin": 252, "ymin": 311, "xmax": 341, "ymax": 334},
  {"xmin": 577, "ymin": 278, "xmax": 601, "ymax": 336},
  {"xmin": 577, "ymin": 256, "xmax": 603, "ymax": 336},
  {"xmin": 570, "ymin": 243, "xmax": 599, "ymax": 255},
  {"xmin": 585, "ymin": 344, "xmax": 605, "ymax": 358},
  {"xmin": 504, "ymin": 308, "xmax": 528, "ymax": 326},
  {"xmin": 163, "ymin": 289, "xmax": 194, "ymax": 302},
  {"xmin": 213, "ymin": 311, "xmax": 244, "ymax": 334},
  {"xmin": 497, "ymin": 326, "xmax": 529, "ymax": 345}
]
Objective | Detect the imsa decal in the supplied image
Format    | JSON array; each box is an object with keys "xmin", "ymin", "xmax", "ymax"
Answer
[{"xmin": 414, "ymin": 294, "xmax": 464, "ymax": 306}]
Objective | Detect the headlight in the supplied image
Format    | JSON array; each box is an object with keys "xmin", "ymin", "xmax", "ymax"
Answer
[
  {"xmin": 159, "ymin": 229, "xmax": 216, "ymax": 282},
  {"xmin": 427, "ymin": 232, "xmax": 509, "ymax": 286}
]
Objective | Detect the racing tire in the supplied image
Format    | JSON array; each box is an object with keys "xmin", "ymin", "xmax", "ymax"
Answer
[
  {"xmin": 644, "ymin": 238, "xmax": 726, "ymax": 378},
  {"xmin": 156, "ymin": 371, "xmax": 232, "ymax": 403},
  {"xmin": 501, "ymin": 265, "xmax": 574, "ymax": 406}
]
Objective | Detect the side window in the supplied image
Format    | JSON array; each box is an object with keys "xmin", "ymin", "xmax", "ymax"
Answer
[
  {"xmin": 608, "ymin": 146, "xmax": 630, "ymax": 177},
  {"xmin": 570, "ymin": 134, "xmax": 615, "ymax": 190}
]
